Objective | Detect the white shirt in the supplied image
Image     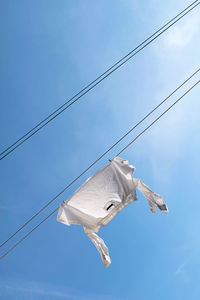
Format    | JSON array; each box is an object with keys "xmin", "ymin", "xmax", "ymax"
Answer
[{"xmin": 57, "ymin": 157, "xmax": 168, "ymax": 267}]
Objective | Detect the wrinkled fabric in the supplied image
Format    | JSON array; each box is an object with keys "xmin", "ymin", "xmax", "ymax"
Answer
[
  {"xmin": 86, "ymin": 231, "xmax": 111, "ymax": 267},
  {"xmin": 57, "ymin": 157, "xmax": 168, "ymax": 267}
]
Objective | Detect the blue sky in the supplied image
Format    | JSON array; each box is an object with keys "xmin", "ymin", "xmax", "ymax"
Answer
[{"xmin": 0, "ymin": 0, "xmax": 200, "ymax": 299}]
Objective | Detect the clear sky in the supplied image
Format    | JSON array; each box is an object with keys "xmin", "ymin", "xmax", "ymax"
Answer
[{"xmin": 0, "ymin": 0, "xmax": 200, "ymax": 299}]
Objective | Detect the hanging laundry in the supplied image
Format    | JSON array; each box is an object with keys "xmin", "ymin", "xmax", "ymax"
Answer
[{"xmin": 57, "ymin": 157, "xmax": 168, "ymax": 267}]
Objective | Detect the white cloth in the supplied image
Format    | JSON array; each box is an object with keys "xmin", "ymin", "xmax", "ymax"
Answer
[{"xmin": 57, "ymin": 157, "xmax": 168, "ymax": 267}]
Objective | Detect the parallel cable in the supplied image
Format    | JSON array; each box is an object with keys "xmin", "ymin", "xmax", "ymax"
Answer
[
  {"xmin": 0, "ymin": 68, "xmax": 199, "ymax": 253},
  {"xmin": 0, "ymin": 0, "xmax": 199, "ymax": 161},
  {"xmin": 116, "ymin": 80, "xmax": 200, "ymax": 156},
  {"xmin": 0, "ymin": 209, "xmax": 57, "ymax": 260},
  {"xmin": 1, "ymin": 67, "xmax": 199, "ymax": 248},
  {"xmin": 1, "ymin": 78, "xmax": 199, "ymax": 260}
]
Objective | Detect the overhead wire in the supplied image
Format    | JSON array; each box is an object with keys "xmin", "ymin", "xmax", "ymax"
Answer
[
  {"xmin": 0, "ymin": 71, "xmax": 199, "ymax": 259},
  {"xmin": 1, "ymin": 67, "xmax": 199, "ymax": 249},
  {"xmin": 116, "ymin": 80, "xmax": 200, "ymax": 156},
  {"xmin": 0, "ymin": 0, "xmax": 199, "ymax": 161}
]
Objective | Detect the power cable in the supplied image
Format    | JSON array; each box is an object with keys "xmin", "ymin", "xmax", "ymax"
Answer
[
  {"xmin": 116, "ymin": 80, "xmax": 199, "ymax": 156},
  {"xmin": 0, "ymin": 74, "xmax": 199, "ymax": 260},
  {"xmin": 0, "ymin": 0, "xmax": 199, "ymax": 161},
  {"xmin": 1, "ymin": 67, "xmax": 199, "ymax": 249}
]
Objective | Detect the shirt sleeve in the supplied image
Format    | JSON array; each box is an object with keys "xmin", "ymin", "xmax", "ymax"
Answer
[
  {"xmin": 84, "ymin": 228, "xmax": 111, "ymax": 267},
  {"xmin": 134, "ymin": 178, "xmax": 168, "ymax": 213}
]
